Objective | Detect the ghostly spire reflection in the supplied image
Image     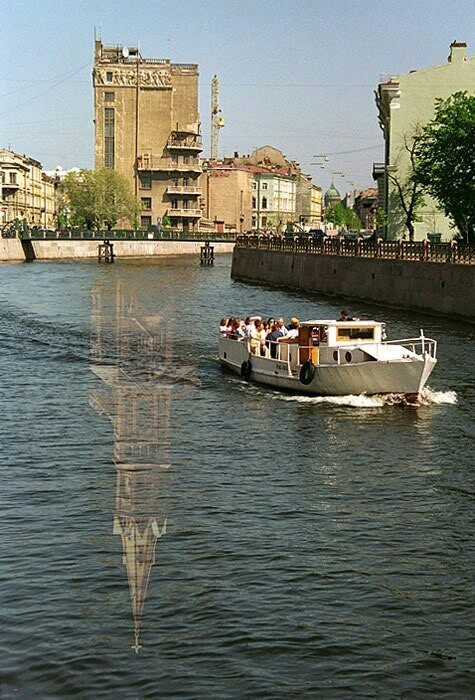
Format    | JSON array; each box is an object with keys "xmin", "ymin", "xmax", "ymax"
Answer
[{"xmin": 89, "ymin": 279, "xmax": 195, "ymax": 652}]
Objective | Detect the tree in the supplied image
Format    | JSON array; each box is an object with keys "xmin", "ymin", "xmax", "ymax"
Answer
[
  {"xmin": 324, "ymin": 202, "xmax": 346, "ymax": 226},
  {"xmin": 324, "ymin": 203, "xmax": 362, "ymax": 230},
  {"xmin": 386, "ymin": 129, "xmax": 425, "ymax": 241},
  {"xmin": 60, "ymin": 168, "xmax": 139, "ymax": 229},
  {"xmin": 415, "ymin": 92, "xmax": 475, "ymax": 243},
  {"xmin": 343, "ymin": 208, "xmax": 362, "ymax": 231}
]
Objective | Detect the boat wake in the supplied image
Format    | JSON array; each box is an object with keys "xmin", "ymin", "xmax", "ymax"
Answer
[{"xmin": 273, "ymin": 386, "xmax": 457, "ymax": 408}]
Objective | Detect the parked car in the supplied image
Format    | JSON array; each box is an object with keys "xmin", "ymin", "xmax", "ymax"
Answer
[{"xmin": 307, "ymin": 229, "xmax": 326, "ymax": 241}]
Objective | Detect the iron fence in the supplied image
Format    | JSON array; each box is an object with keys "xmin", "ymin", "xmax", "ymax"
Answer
[
  {"xmin": 0, "ymin": 221, "xmax": 237, "ymax": 243},
  {"xmin": 236, "ymin": 234, "xmax": 475, "ymax": 264}
]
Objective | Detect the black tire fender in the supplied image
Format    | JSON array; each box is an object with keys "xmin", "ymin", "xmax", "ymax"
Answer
[
  {"xmin": 299, "ymin": 360, "xmax": 316, "ymax": 385},
  {"xmin": 240, "ymin": 360, "xmax": 252, "ymax": 381}
]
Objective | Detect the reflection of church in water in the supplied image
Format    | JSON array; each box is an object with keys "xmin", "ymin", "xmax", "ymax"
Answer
[{"xmin": 89, "ymin": 282, "xmax": 193, "ymax": 652}]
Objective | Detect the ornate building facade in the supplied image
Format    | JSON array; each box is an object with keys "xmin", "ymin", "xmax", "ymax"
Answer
[
  {"xmin": 0, "ymin": 149, "xmax": 56, "ymax": 227},
  {"xmin": 93, "ymin": 40, "xmax": 202, "ymax": 231}
]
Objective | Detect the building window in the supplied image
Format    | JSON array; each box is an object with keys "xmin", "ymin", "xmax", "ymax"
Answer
[
  {"xmin": 140, "ymin": 215, "xmax": 152, "ymax": 228},
  {"xmin": 262, "ymin": 182, "xmax": 268, "ymax": 190},
  {"xmin": 140, "ymin": 175, "xmax": 151, "ymax": 189},
  {"xmin": 262, "ymin": 197, "xmax": 267, "ymax": 209},
  {"xmin": 141, "ymin": 197, "xmax": 152, "ymax": 209},
  {"xmin": 104, "ymin": 92, "xmax": 115, "ymax": 102},
  {"xmin": 183, "ymin": 155, "xmax": 189, "ymax": 165},
  {"xmin": 106, "ymin": 71, "xmax": 113, "ymax": 83},
  {"xmin": 104, "ymin": 108, "xmax": 115, "ymax": 168},
  {"xmin": 252, "ymin": 215, "xmax": 257, "ymax": 227},
  {"xmin": 9, "ymin": 172, "xmax": 17, "ymax": 184},
  {"xmin": 252, "ymin": 182, "xmax": 257, "ymax": 190},
  {"xmin": 252, "ymin": 196, "xmax": 256, "ymax": 209},
  {"xmin": 261, "ymin": 216, "xmax": 267, "ymax": 227},
  {"xmin": 171, "ymin": 199, "xmax": 178, "ymax": 209},
  {"xmin": 171, "ymin": 153, "xmax": 178, "ymax": 164},
  {"xmin": 183, "ymin": 177, "xmax": 189, "ymax": 186}
]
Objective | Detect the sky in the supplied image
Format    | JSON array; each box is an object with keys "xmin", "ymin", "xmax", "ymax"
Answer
[{"xmin": 2, "ymin": 0, "xmax": 474, "ymax": 193}]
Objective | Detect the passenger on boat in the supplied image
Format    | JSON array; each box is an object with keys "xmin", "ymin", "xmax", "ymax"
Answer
[
  {"xmin": 220, "ymin": 318, "xmax": 229, "ymax": 336},
  {"xmin": 338, "ymin": 309, "xmax": 360, "ymax": 321},
  {"xmin": 244, "ymin": 316, "xmax": 253, "ymax": 338},
  {"xmin": 229, "ymin": 317, "xmax": 245, "ymax": 340},
  {"xmin": 249, "ymin": 319, "xmax": 269, "ymax": 357},
  {"xmin": 286, "ymin": 317, "xmax": 300, "ymax": 339},
  {"xmin": 266, "ymin": 322, "xmax": 284, "ymax": 358},
  {"xmin": 276, "ymin": 318, "xmax": 288, "ymax": 336}
]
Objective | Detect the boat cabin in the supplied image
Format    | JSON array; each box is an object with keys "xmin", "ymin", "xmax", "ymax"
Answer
[
  {"xmin": 299, "ymin": 320, "xmax": 383, "ymax": 347},
  {"xmin": 297, "ymin": 321, "xmax": 384, "ymax": 365}
]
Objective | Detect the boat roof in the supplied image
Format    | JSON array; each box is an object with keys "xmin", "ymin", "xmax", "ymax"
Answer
[{"xmin": 301, "ymin": 320, "xmax": 383, "ymax": 327}]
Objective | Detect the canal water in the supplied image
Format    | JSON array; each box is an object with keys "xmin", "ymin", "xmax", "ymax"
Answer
[{"xmin": 0, "ymin": 255, "xmax": 473, "ymax": 699}]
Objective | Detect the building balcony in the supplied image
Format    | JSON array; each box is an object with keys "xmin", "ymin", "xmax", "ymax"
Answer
[
  {"xmin": 167, "ymin": 132, "xmax": 203, "ymax": 152},
  {"xmin": 372, "ymin": 162, "xmax": 386, "ymax": 179},
  {"xmin": 137, "ymin": 155, "xmax": 202, "ymax": 173},
  {"xmin": 2, "ymin": 181, "xmax": 20, "ymax": 190},
  {"xmin": 166, "ymin": 185, "xmax": 201, "ymax": 195},
  {"xmin": 167, "ymin": 208, "xmax": 201, "ymax": 218}
]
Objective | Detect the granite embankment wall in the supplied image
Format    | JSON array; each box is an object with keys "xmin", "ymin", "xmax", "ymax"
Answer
[
  {"xmin": 0, "ymin": 239, "xmax": 25, "ymax": 261},
  {"xmin": 232, "ymin": 247, "xmax": 475, "ymax": 319},
  {"xmin": 0, "ymin": 240, "xmax": 234, "ymax": 261}
]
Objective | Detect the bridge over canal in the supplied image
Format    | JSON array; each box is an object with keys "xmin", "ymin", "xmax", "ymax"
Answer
[{"xmin": 0, "ymin": 222, "xmax": 237, "ymax": 262}]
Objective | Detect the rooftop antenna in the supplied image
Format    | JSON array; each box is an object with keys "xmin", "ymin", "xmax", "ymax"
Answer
[{"xmin": 211, "ymin": 75, "xmax": 224, "ymax": 161}]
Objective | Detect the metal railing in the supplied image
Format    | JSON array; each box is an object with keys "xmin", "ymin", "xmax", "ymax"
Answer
[
  {"xmin": 236, "ymin": 234, "xmax": 475, "ymax": 264},
  {"xmin": 137, "ymin": 155, "xmax": 201, "ymax": 171},
  {"xmin": 1, "ymin": 221, "xmax": 238, "ymax": 242},
  {"xmin": 384, "ymin": 336, "xmax": 437, "ymax": 359}
]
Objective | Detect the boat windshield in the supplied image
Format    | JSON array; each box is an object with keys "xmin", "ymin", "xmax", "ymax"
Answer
[{"xmin": 337, "ymin": 326, "xmax": 375, "ymax": 341}]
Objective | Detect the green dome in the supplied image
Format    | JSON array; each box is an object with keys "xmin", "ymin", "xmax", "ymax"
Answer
[{"xmin": 324, "ymin": 181, "xmax": 341, "ymax": 202}]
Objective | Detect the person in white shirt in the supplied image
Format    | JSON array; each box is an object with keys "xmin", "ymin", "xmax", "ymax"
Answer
[
  {"xmin": 276, "ymin": 317, "xmax": 288, "ymax": 336},
  {"xmin": 286, "ymin": 317, "xmax": 300, "ymax": 340}
]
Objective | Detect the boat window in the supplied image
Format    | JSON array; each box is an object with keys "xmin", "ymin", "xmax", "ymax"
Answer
[{"xmin": 337, "ymin": 327, "xmax": 374, "ymax": 341}]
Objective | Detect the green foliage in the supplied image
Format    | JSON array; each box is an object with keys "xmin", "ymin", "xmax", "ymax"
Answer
[
  {"xmin": 324, "ymin": 203, "xmax": 361, "ymax": 230},
  {"xmin": 375, "ymin": 208, "xmax": 387, "ymax": 229},
  {"xmin": 386, "ymin": 128, "xmax": 425, "ymax": 241},
  {"xmin": 324, "ymin": 202, "xmax": 346, "ymax": 226},
  {"xmin": 60, "ymin": 168, "xmax": 139, "ymax": 229},
  {"xmin": 162, "ymin": 215, "xmax": 172, "ymax": 227},
  {"xmin": 415, "ymin": 91, "xmax": 475, "ymax": 243},
  {"xmin": 344, "ymin": 208, "xmax": 362, "ymax": 230}
]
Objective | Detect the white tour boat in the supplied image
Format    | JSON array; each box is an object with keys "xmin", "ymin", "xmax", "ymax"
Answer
[{"xmin": 219, "ymin": 320, "xmax": 437, "ymax": 402}]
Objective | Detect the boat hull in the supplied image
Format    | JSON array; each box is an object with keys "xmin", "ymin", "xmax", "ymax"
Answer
[{"xmin": 219, "ymin": 337, "xmax": 436, "ymax": 396}]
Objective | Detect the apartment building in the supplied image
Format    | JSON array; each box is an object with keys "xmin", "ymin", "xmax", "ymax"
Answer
[
  {"xmin": 374, "ymin": 41, "xmax": 475, "ymax": 240},
  {"xmin": 0, "ymin": 149, "xmax": 56, "ymax": 227},
  {"xmin": 93, "ymin": 40, "xmax": 202, "ymax": 230}
]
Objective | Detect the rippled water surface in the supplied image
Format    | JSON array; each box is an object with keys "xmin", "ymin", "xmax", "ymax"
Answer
[{"xmin": 0, "ymin": 255, "xmax": 473, "ymax": 699}]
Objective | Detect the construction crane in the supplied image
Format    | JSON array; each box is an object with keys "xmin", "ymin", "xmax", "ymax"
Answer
[{"xmin": 211, "ymin": 75, "xmax": 225, "ymax": 161}]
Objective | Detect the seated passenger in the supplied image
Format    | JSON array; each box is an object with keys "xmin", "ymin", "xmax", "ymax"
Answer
[
  {"xmin": 220, "ymin": 318, "xmax": 229, "ymax": 336},
  {"xmin": 276, "ymin": 317, "xmax": 288, "ymax": 336},
  {"xmin": 249, "ymin": 319, "xmax": 269, "ymax": 357},
  {"xmin": 286, "ymin": 317, "xmax": 300, "ymax": 340},
  {"xmin": 231, "ymin": 317, "xmax": 245, "ymax": 340},
  {"xmin": 266, "ymin": 322, "xmax": 283, "ymax": 359}
]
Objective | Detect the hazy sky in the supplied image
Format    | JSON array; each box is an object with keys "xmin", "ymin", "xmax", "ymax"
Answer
[{"xmin": 2, "ymin": 0, "xmax": 474, "ymax": 192}]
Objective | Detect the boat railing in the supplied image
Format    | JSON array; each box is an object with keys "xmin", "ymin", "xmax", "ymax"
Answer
[{"xmin": 384, "ymin": 335, "xmax": 437, "ymax": 359}]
